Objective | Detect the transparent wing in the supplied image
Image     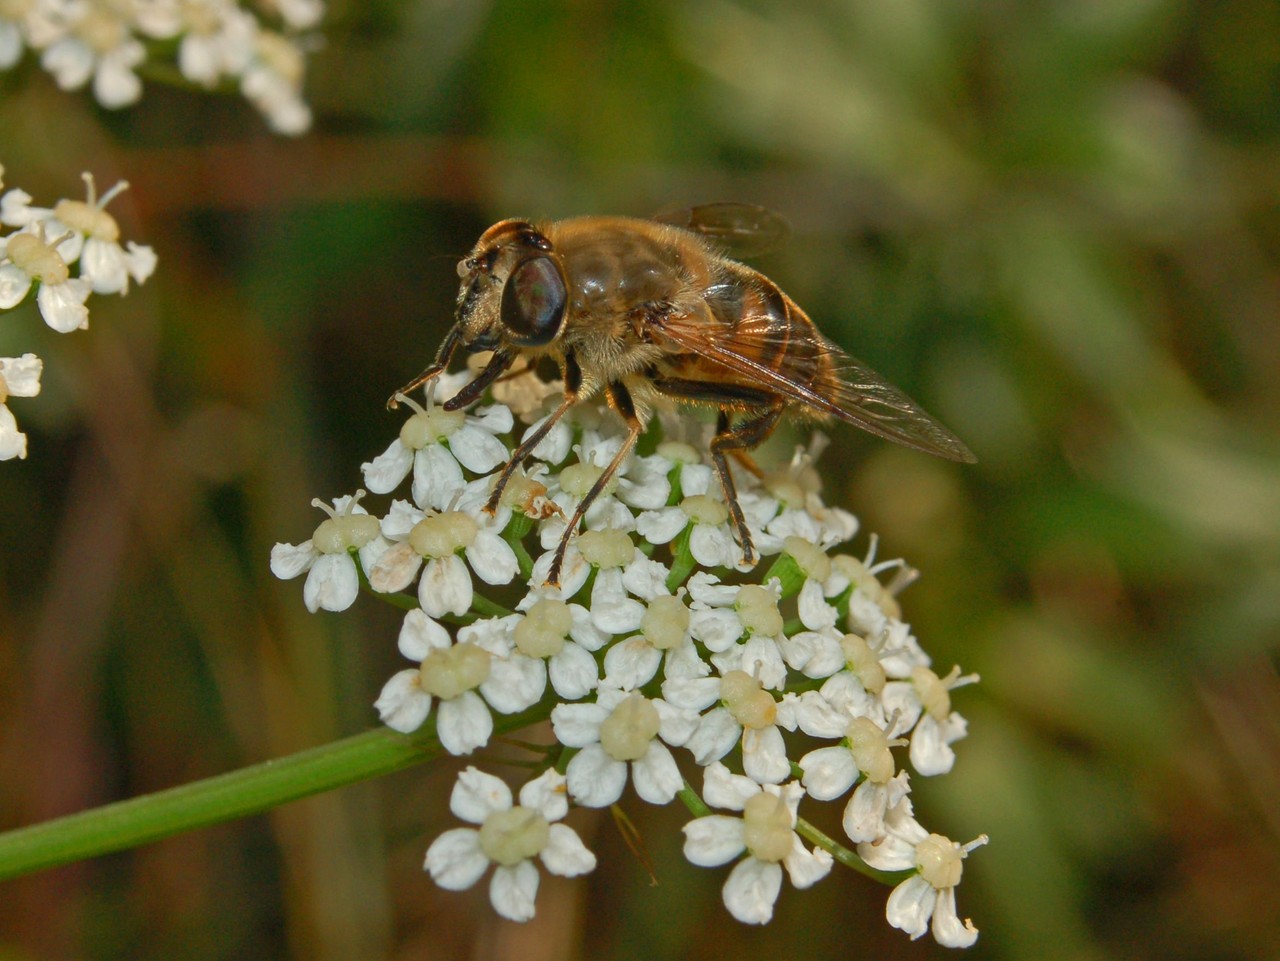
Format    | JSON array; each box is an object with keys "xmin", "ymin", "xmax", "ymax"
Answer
[
  {"xmin": 654, "ymin": 313, "xmax": 976, "ymax": 463},
  {"xmin": 651, "ymin": 203, "xmax": 790, "ymax": 259}
]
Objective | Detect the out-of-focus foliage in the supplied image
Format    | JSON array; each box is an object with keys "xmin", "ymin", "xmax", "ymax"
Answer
[{"xmin": 2, "ymin": 0, "xmax": 1278, "ymax": 959}]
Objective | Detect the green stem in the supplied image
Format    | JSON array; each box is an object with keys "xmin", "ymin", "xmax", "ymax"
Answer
[
  {"xmin": 0, "ymin": 699, "xmax": 553, "ymax": 882},
  {"xmin": 665, "ymin": 524, "xmax": 696, "ymax": 593},
  {"xmin": 794, "ymin": 816, "xmax": 905, "ymax": 884}
]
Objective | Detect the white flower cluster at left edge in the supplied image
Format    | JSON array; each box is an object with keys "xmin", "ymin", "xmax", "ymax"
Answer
[{"xmin": 0, "ymin": 165, "xmax": 156, "ymax": 460}]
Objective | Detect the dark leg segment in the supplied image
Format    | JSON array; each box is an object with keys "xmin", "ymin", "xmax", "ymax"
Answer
[
  {"xmin": 546, "ymin": 381, "xmax": 643, "ymax": 586},
  {"xmin": 443, "ymin": 350, "xmax": 514, "ymax": 410},
  {"xmin": 387, "ymin": 324, "xmax": 463, "ymax": 408},
  {"xmin": 709, "ymin": 404, "xmax": 784, "ymax": 566}
]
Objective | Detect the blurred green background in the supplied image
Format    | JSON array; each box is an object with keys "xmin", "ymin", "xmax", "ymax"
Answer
[{"xmin": 2, "ymin": 0, "xmax": 1279, "ymax": 958}]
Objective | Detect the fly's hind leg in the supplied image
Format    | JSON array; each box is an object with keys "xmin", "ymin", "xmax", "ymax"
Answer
[{"xmin": 709, "ymin": 404, "xmax": 784, "ymax": 566}]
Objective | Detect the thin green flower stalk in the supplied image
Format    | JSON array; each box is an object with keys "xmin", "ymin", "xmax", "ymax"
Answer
[
  {"xmin": 0, "ymin": 164, "xmax": 157, "ymax": 460},
  {"xmin": 267, "ymin": 365, "xmax": 987, "ymax": 945}
]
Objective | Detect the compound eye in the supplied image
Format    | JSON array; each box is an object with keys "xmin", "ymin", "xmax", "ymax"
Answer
[{"xmin": 500, "ymin": 255, "xmax": 567, "ymax": 346}]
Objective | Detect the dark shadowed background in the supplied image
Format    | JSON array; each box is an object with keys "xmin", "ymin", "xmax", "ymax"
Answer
[{"xmin": 1, "ymin": 1, "xmax": 1278, "ymax": 958}]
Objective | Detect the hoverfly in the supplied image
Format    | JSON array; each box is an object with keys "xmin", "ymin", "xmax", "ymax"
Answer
[{"xmin": 391, "ymin": 204, "xmax": 975, "ymax": 585}]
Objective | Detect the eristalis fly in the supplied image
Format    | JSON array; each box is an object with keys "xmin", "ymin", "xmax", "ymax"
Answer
[{"xmin": 391, "ymin": 204, "xmax": 975, "ymax": 585}]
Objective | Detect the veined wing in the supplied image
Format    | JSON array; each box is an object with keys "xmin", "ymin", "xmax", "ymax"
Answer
[
  {"xmin": 651, "ymin": 203, "xmax": 789, "ymax": 259},
  {"xmin": 654, "ymin": 313, "xmax": 977, "ymax": 463}
]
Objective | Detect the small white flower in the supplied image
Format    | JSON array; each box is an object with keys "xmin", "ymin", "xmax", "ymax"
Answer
[
  {"xmin": 881, "ymin": 664, "xmax": 976, "ymax": 776},
  {"xmin": 424, "ymin": 767, "xmax": 596, "ymax": 922},
  {"xmin": 373, "ymin": 609, "xmax": 502, "ymax": 755},
  {"xmin": 551, "ymin": 687, "xmax": 696, "ymax": 807},
  {"xmin": 636, "ymin": 491, "xmax": 743, "ymax": 569},
  {"xmin": 0, "ymin": 223, "xmax": 92, "ymax": 332},
  {"xmin": 240, "ymin": 29, "xmax": 312, "ymax": 135},
  {"xmin": 39, "ymin": 6, "xmax": 147, "ymax": 109},
  {"xmin": 602, "ymin": 592, "xmax": 707, "ymax": 689},
  {"xmin": 49, "ymin": 174, "xmax": 156, "ymax": 294},
  {"xmin": 681, "ymin": 763, "xmax": 832, "ymax": 924},
  {"xmin": 269, "ymin": 491, "xmax": 389, "ymax": 612},
  {"xmin": 857, "ymin": 799, "xmax": 986, "ymax": 948},
  {"xmin": 0, "ymin": 353, "xmax": 42, "ymax": 461},
  {"xmin": 669, "ymin": 666, "xmax": 791, "ymax": 785},
  {"xmin": 365, "ymin": 491, "xmax": 517, "ymax": 618},
  {"xmin": 362, "ymin": 381, "xmax": 512, "ymax": 510},
  {"xmin": 510, "ymin": 593, "xmax": 607, "ymax": 700}
]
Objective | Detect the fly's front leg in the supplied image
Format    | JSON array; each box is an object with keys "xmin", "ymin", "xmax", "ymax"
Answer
[
  {"xmin": 651, "ymin": 375, "xmax": 783, "ymax": 567},
  {"xmin": 546, "ymin": 380, "xmax": 643, "ymax": 586},
  {"xmin": 708, "ymin": 404, "xmax": 784, "ymax": 566},
  {"xmin": 387, "ymin": 324, "xmax": 463, "ymax": 409},
  {"xmin": 442, "ymin": 350, "xmax": 514, "ymax": 410},
  {"xmin": 483, "ymin": 350, "xmax": 585, "ymax": 516}
]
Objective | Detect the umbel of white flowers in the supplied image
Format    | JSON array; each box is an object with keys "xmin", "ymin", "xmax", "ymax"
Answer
[
  {"xmin": 0, "ymin": 0, "xmax": 321, "ymax": 134},
  {"xmin": 271, "ymin": 368, "xmax": 987, "ymax": 947},
  {"xmin": 0, "ymin": 165, "xmax": 156, "ymax": 460}
]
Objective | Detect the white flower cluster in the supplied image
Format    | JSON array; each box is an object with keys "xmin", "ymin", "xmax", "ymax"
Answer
[
  {"xmin": 0, "ymin": 0, "xmax": 322, "ymax": 134},
  {"xmin": 271, "ymin": 369, "xmax": 987, "ymax": 946},
  {"xmin": 0, "ymin": 164, "xmax": 155, "ymax": 459}
]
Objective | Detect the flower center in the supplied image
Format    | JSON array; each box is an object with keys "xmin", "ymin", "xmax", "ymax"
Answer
[
  {"xmin": 598, "ymin": 693, "xmax": 661, "ymax": 762},
  {"xmin": 846, "ymin": 716, "xmax": 895, "ymax": 783},
  {"xmin": 915, "ymin": 834, "xmax": 964, "ymax": 889},
  {"xmin": 418, "ymin": 642, "xmax": 490, "ymax": 700},
  {"xmin": 311, "ymin": 513, "xmax": 381, "ymax": 554},
  {"xmin": 575, "ymin": 528, "xmax": 634, "ymax": 569},
  {"xmin": 560, "ymin": 460, "xmax": 611, "ymax": 498},
  {"xmin": 783, "ymin": 535, "xmax": 831, "ymax": 582},
  {"xmin": 54, "ymin": 198, "xmax": 121, "ymax": 241},
  {"xmin": 514, "ymin": 598, "xmax": 573, "ymax": 658},
  {"xmin": 399, "ymin": 407, "xmax": 465, "ymax": 449},
  {"xmin": 764, "ymin": 474, "xmax": 806, "ymax": 507},
  {"xmin": 4, "ymin": 232, "xmax": 70, "ymax": 284},
  {"xmin": 840, "ymin": 633, "xmax": 886, "ymax": 695},
  {"xmin": 408, "ymin": 511, "xmax": 478, "ymax": 558},
  {"xmin": 478, "ymin": 805, "xmax": 550, "ymax": 866},
  {"xmin": 680, "ymin": 494, "xmax": 728, "ymax": 526},
  {"xmin": 742, "ymin": 792, "xmax": 794, "ymax": 863},
  {"xmin": 641, "ymin": 595, "xmax": 690, "ymax": 651},
  {"xmin": 720, "ymin": 670, "xmax": 776, "ymax": 730},
  {"xmin": 734, "ymin": 584, "xmax": 783, "ymax": 637},
  {"xmin": 911, "ymin": 666, "xmax": 951, "ymax": 721}
]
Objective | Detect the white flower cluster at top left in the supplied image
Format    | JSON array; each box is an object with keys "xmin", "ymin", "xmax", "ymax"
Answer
[
  {"xmin": 0, "ymin": 164, "xmax": 156, "ymax": 459},
  {"xmin": 272, "ymin": 368, "xmax": 987, "ymax": 947},
  {"xmin": 0, "ymin": 0, "xmax": 322, "ymax": 134}
]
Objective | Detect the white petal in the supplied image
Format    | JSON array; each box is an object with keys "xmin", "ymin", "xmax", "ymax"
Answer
[
  {"xmin": 540, "ymin": 823, "xmax": 597, "ymax": 877},
  {"xmin": 798, "ymin": 579, "xmax": 838, "ymax": 631},
  {"xmin": 660, "ymin": 676, "xmax": 721, "ymax": 712},
  {"xmin": 123, "ymin": 242, "xmax": 157, "ymax": 285},
  {"xmin": 634, "ymin": 507, "xmax": 687, "ymax": 545},
  {"xmin": 0, "ymin": 264, "xmax": 32, "ymax": 308},
  {"xmin": 412, "ymin": 444, "xmax": 465, "ymax": 511},
  {"xmin": 681, "ymin": 815, "xmax": 746, "ymax": 867},
  {"xmin": 451, "ymin": 766, "xmax": 513, "ymax": 822},
  {"xmin": 0, "ymin": 405, "xmax": 27, "ymax": 460},
  {"xmin": 565, "ymin": 744, "xmax": 627, "ymax": 808},
  {"xmin": 436, "ymin": 691, "xmax": 494, "ymax": 755},
  {"xmin": 489, "ymin": 861, "xmax": 539, "ymax": 922},
  {"xmin": 530, "ymin": 546, "xmax": 590, "ymax": 598},
  {"xmin": 424, "ymin": 827, "xmax": 488, "ymax": 890},
  {"xmin": 303, "ymin": 553, "xmax": 359, "ymax": 612},
  {"xmin": 419, "ymin": 555, "xmax": 473, "ymax": 618},
  {"xmin": 786, "ymin": 690, "xmax": 849, "ymax": 739},
  {"xmin": 742, "ymin": 725, "xmax": 790, "ymax": 785},
  {"xmin": 799, "ymin": 746, "xmax": 859, "ymax": 801},
  {"xmin": 702, "ymin": 761, "xmax": 759, "ymax": 811},
  {"xmin": 547, "ymin": 643, "xmax": 598, "ymax": 699},
  {"xmin": 689, "ymin": 524, "xmax": 736, "ymax": 568},
  {"xmin": 374, "ymin": 669, "xmax": 431, "ymax": 733},
  {"xmin": 616, "ymin": 472, "xmax": 671, "ymax": 509},
  {"xmin": 549, "ymin": 701, "xmax": 607, "ymax": 748},
  {"xmin": 366, "ymin": 541, "xmax": 423, "ymax": 594},
  {"xmin": 630, "ymin": 741, "xmax": 681, "ymax": 805},
  {"xmin": 654, "ymin": 698, "xmax": 699, "ymax": 747},
  {"xmin": 686, "ymin": 572, "xmax": 735, "ymax": 605},
  {"xmin": 779, "ymin": 631, "xmax": 845, "ymax": 679},
  {"xmin": 782, "ymin": 836, "xmax": 834, "ymax": 889},
  {"xmin": 480, "ymin": 653, "xmax": 546, "ymax": 713},
  {"xmin": 736, "ymin": 636, "xmax": 788, "ymax": 690},
  {"xmin": 880, "ymin": 682, "xmax": 924, "ymax": 732},
  {"xmin": 620, "ymin": 555, "xmax": 670, "ymax": 600},
  {"xmin": 397, "ymin": 608, "xmax": 452, "ymax": 661},
  {"xmin": 361, "ymin": 439, "xmax": 413, "ymax": 494},
  {"xmin": 689, "ymin": 609, "xmax": 743, "ymax": 652},
  {"xmin": 524, "ymin": 413, "xmax": 572, "ymax": 464},
  {"xmin": 589, "ymin": 569, "xmax": 644, "ymax": 634},
  {"xmin": 681, "ymin": 463, "xmax": 713, "ymax": 496},
  {"xmin": 270, "ymin": 541, "xmax": 317, "ymax": 580},
  {"xmin": 566, "ymin": 604, "xmax": 609, "ymax": 651},
  {"xmin": 685, "ymin": 709, "xmax": 740, "ymax": 767},
  {"xmin": 931, "ymin": 886, "xmax": 979, "ymax": 947},
  {"xmin": 722, "ymin": 857, "xmax": 782, "ymax": 924},
  {"xmin": 518, "ymin": 768, "xmax": 569, "ymax": 822},
  {"xmin": 602, "ymin": 637, "xmax": 661, "ymax": 690},
  {"xmin": 36, "ymin": 279, "xmax": 91, "ymax": 332},
  {"xmin": 885, "ymin": 875, "xmax": 936, "ymax": 940},
  {"xmin": 910, "ymin": 713, "xmax": 966, "ymax": 776},
  {"xmin": 41, "ymin": 38, "xmax": 94, "ymax": 89},
  {"xmin": 466, "ymin": 530, "xmax": 519, "ymax": 585},
  {"xmin": 449, "ymin": 422, "xmax": 509, "ymax": 473}
]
